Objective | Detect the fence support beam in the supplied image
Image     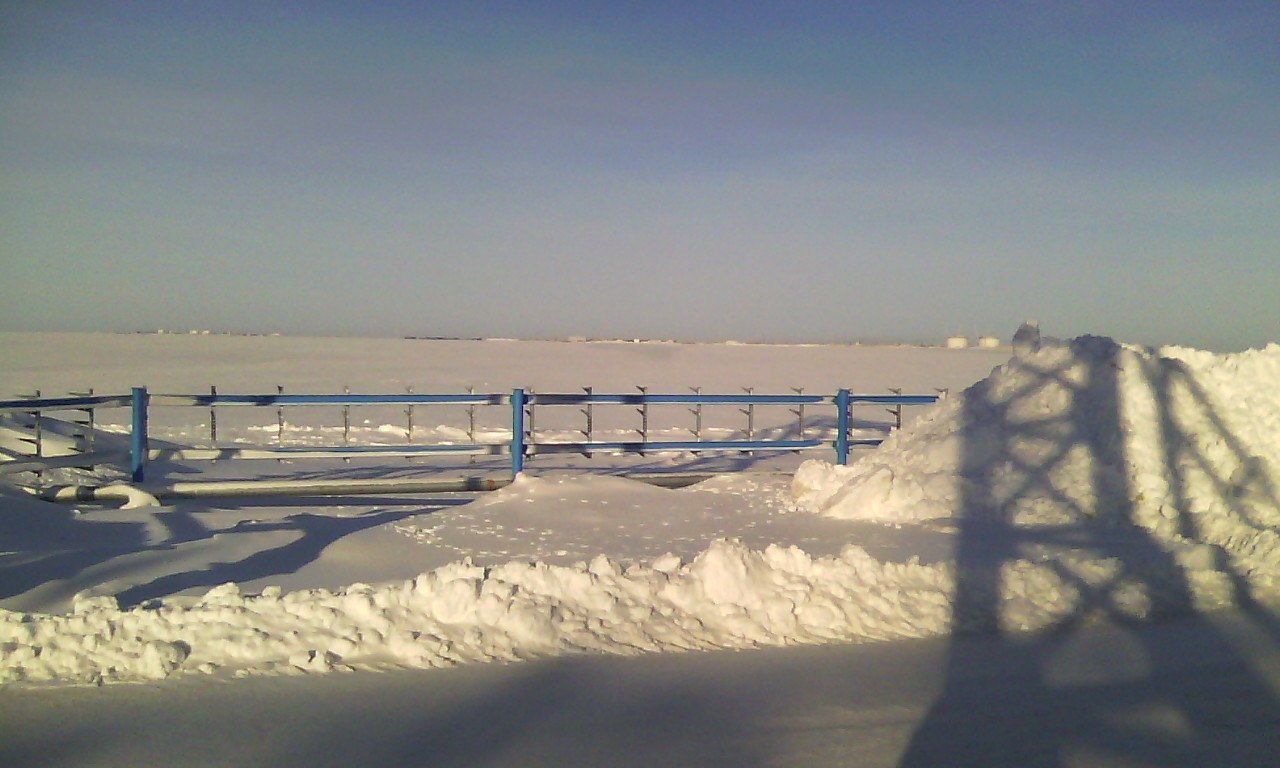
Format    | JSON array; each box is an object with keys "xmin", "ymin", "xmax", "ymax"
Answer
[
  {"xmin": 835, "ymin": 388, "xmax": 850, "ymax": 465},
  {"xmin": 511, "ymin": 388, "xmax": 526, "ymax": 476},
  {"xmin": 130, "ymin": 386, "xmax": 149, "ymax": 482}
]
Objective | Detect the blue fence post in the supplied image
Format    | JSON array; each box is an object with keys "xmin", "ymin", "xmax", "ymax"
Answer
[
  {"xmin": 835, "ymin": 388, "xmax": 850, "ymax": 465},
  {"xmin": 130, "ymin": 386, "xmax": 149, "ymax": 482},
  {"xmin": 511, "ymin": 388, "xmax": 526, "ymax": 476}
]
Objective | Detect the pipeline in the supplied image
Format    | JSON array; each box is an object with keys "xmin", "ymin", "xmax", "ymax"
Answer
[
  {"xmin": 32, "ymin": 473, "xmax": 714, "ymax": 507},
  {"xmin": 35, "ymin": 483, "xmax": 162, "ymax": 509},
  {"xmin": 158, "ymin": 476, "xmax": 516, "ymax": 498}
]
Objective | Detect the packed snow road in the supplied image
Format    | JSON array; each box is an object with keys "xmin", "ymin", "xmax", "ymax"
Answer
[{"xmin": 3, "ymin": 607, "xmax": 1277, "ymax": 768}]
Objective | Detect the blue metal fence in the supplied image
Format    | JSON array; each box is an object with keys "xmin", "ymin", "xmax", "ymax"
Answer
[{"xmin": 1, "ymin": 388, "xmax": 942, "ymax": 483}]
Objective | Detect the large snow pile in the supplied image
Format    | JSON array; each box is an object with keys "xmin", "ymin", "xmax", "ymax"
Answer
[
  {"xmin": 3, "ymin": 334, "xmax": 1278, "ymax": 687},
  {"xmin": 795, "ymin": 334, "xmax": 1280, "ymax": 596}
]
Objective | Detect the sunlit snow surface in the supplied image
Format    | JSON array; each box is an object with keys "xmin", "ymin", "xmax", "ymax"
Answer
[{"xmin": 1, "ymin": 333, "xmax": 1278, "ymax": 686}]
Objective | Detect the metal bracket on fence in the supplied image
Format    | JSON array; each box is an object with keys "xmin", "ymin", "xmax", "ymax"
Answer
[
  {"xmin": 341, "ymin": 386, "xmax": 351, "ymax": 463},
  {"xmin": 405, "ymin": 386, "xmax": 414, "ymax": 443},
  {"xmin": 581, "ymin": 387, "xmax": 593, "ymax": 457},
  {"xmin": 741, "ymin": 387, "xmax": 754, "ymax": 455},
  {"xmin": 467, "ymin": 386, "xmax": 477, "ymax": 465},
  {"xmin": 835, "ymin": 388, "xmax": 851, "ymax": 465},
  {"xmin": 465, "ymin": 387, "xmax": 477, "ymax": 442},
  {"xmin": 28, "ymin": 390, "xmax": 43, "ymax": 459},
  {"xmin": 527, "ymin": 388, "xmax": 536, "ymax": 436},
  {"xmin": 67, "ymin": 388, "xmax": 95, "ymax": 471},
  {"xmin": 689, "ymin": 386, "xmax": 702, "ymax": 455},
  {"xmin": 342, "ymin": 386, "xmax": 351, "ymax": 446},
  {"xmin": 888, "ymin": 387, "xmax": 903, "ymax": 432},
  {"xmin": 87, "ymin": 388, "xmax": 95, "ymax": 452},
  {"xmin": 276, "ymin": 385, "xmax": 285, "ymax": 447},
  {"xmin": 790, "ymin": 387, "xmax": 805, "ymax": 442},
  {"xmin": 636, "ymin": 386, "xmax": 648, "ymax": 449},
  {"xmin": 209, "ymin": 385, "xmax": 218, "ymax": 446},
  {"xmin": 68, "ymin": 388, "xmax": 96, "ymax": 455}
]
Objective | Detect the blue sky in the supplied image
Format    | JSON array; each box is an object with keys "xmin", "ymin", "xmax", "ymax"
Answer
[{"xmin": 2, "ymin": 2, "xmax": 1277, "ymax": 350}]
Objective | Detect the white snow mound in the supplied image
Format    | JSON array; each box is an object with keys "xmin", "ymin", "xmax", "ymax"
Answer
[
  {"xmin": 793, "ymin": 334, "xmax": 1280, "ymax": 585},
  {"xmin": 1, "ymin": 540, "xmax": 962, "ymax": 685}
]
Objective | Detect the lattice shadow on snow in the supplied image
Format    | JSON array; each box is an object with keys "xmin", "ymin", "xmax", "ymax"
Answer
[{"xmin": 899, "ymin": 336, "xmax": 1280, "ymax": 767}]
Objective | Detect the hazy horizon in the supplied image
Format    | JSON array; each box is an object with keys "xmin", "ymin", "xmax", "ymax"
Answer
[
  {"xmin": 2, "ymin": 327, "xmax": 1006, "ymax": 348},
  {"xmin": 3, "ymin": 3, "xmax": 1277, "ymax": 353}
]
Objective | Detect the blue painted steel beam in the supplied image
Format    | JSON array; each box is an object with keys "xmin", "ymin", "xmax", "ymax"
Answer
[
  {"xmin": 530, "ymin": 439, "xmax": 828, "ymax": 455},
  {"xmin": 511, "ymin": 388, "xmax": 526, "ymax": 475},
  {"xmin": 0, "ymin": 395, "xmax": 133, "ymax": 411},
  {"xmin": 144, "ymin": 392, "xmax": 937, "ymax": 408},
  {"xmin": 835, "ymin": 388, "xmax": 850, "ymax": 465},
  {"xmin": 238, "ymin": 444, "xmax": 508, "ymax": 455},
  {"xmin": 531, "ymin": 393, "xmax": 831, "ymax": 406},
  {"xmin": 130, "ymin": 387, "xmax": 149, "ymax": 482},
  {"xmin": 152, "ymin": 393, "xmax": 506, "ymax": 406}
]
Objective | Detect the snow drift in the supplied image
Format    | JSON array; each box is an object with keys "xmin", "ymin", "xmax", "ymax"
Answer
[
  {"xmin": 795, "ymin": 335, "xmax": 1280, "ymax": 522},
  {"xmin": 794, "ymin": 333, "xmax": 1280, "ymax": 598},
  {"xmin": 3, "ymin": 334, "xmax": 1278, "ymax": 686}
]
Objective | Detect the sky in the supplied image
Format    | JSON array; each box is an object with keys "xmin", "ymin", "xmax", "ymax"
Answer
[{"xmin": 1, "ymin": 1, "xmax": 1277, "ymax": 351}]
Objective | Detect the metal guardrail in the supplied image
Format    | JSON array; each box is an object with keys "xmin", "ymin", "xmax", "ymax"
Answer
[
  {"xmin": 1, "ymin": 388, "xmax": 943, "ymax": 482},
  {"xmin": 0, "ymin": 393, "xmax": 132, "ymax": 475},
  {"xmin": 0, "ymin": 394, "xmax": 134, "ymax": 411}
]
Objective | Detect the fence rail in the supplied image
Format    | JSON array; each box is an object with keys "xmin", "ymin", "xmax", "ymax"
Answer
[
  {"xmin": 0, "ymin": 394, "xmax": 133, "ymax": 411},
  {"xmin": 1, "ymin": 387, "xmax": 943, "ymax": 483},
  {"xmin": 150, "ymin": 393, "xmax": 506, "ymax": 406}
]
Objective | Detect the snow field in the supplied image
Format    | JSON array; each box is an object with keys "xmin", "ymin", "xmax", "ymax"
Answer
[{"xmin": 2, "ymin": 332, "xmax": 1277, "ymax": 687}]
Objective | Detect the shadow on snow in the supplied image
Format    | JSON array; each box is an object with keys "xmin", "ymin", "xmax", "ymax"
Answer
[{"xmin": 899, "ymin": 336, "xmax": 1280, "ymax": 767}]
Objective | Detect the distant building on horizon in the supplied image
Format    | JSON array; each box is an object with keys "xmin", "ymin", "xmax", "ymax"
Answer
[{"xmin": 945, "ymin": 335, "xmax": 969, "ymax": 349}]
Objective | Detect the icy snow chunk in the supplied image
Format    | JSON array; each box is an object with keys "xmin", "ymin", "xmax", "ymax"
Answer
[
  {"xmin": 137, "ymin": 640, "xmax": 190, "ymax": 679},
  {"xmin": 201, "ymin": 583, "xmax": 243, "ymax": 606},
  {"xmin": 71, "ymin": 593, "xmax": 119, "ymax": 614},
  {"xmin": 650, "ymin": 553, "xmax": 683, "ymax": 574}
]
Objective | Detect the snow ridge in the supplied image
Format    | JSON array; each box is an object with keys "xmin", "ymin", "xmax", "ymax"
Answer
[{"xmin": 1, "ymin": 540, "xmax": 951, "ymax": 685}]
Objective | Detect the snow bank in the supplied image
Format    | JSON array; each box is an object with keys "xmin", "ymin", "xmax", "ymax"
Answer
[
  {"xmin": 2, "ymin": 535, "xmax": 1237, "ymax": 687},
  {"xmin": 794, "ymin": 334, "xmax": 1280, "ymax": 593},
  {"xmin": 1, "ymin": 539, "xmax": 957, "ymax": 685},
  {"xmin": 5, "ymin": 532, "xmax": 1199, "ymax": 686}
]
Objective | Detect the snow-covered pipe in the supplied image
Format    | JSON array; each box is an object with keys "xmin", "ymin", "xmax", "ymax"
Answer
[
  {"xmin": 35, "ymin": 484, "xmax": 161, "ymax": 509},
  {"xmin": 33, "ymin": 473, "xmax": 713, "ymax": 505},
  {"xmin": 156, "ymin": 476, "xmax": 515, "ymax": 498}
]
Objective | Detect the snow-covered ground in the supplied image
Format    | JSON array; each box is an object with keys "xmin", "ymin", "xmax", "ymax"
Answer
[{"xmin": 2, "ymin": 331, "xmax": 1278, "ymax": 766}]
